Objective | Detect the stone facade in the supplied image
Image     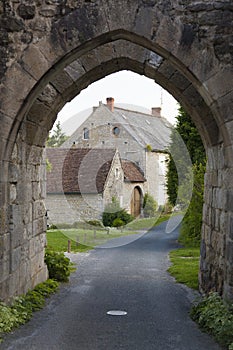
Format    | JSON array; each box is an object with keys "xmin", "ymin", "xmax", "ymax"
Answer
[
  {"xmin": 46, "ymin": 148, "xmax": 146, "ymax": 225},
  {"xmin": 46, "ymin": 193, "xmax": 104, "ymax": 225},
  {"xmin": 0, "ymin": 1, "xmax": 233, "ymax": 301},
  {"xmin": 61, "ymin": 100, "xmax": 170, "ymax": 206}
]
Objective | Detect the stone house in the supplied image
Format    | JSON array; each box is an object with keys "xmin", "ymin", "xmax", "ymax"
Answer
[
  {"xmin": 46, "ymin": 148, "xmax": 146, "ymax": 225},
  {"xmin": 61, "ymin": 98, "xmax": 171, "ymax": 205}
]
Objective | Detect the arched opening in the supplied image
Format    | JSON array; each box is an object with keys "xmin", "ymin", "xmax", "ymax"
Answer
[
  {"xmin": 131, "ymin": 186, "xmax": 143, "ymax": 218},
  {"xmin": 0, "ymin": 20, "xmax": 232, "ymax": 302}
]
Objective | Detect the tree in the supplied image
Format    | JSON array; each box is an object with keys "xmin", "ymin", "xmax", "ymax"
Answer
[
  {"xmin": 166, "ymin": 105, "xmax": 206, "ymax": 246},
  {"xmin": 46, "ymin": 121, "xmax": 68, "ymax": 147},
  {"xmin": 166, "ymin": 106, "xmax": 206, "ymax": 206}
]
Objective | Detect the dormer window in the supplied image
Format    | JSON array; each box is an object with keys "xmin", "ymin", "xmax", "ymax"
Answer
[{"xmin": 83, "ymin": 128, "xmax": 89, "ymax": 140}]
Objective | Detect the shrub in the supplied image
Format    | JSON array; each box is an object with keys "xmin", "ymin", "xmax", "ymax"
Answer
[
  {"xmin": 47, "ymin": 224, "xmax": 57, "ymax": 230},
  {"xmin": 179, "ymin": 162, "xmax": 205, "ymax": 247},
  {"xmin": 0, "ymin": 279, "xmax": 59, "ymax": 341},
  {"xmin": 86, "ymin": 220, "xmax": 103, "ymax": 227},
  {"xmin": 33, "ymin": 279, "xmax": 59, "ymax": 297},
  {"xmin": 143, "ymin": 193, "xmax": 158, "ymax": 217},
  {"xmin": 190, "ymin": 292, "xmax": 233, "ymax": 348},
  {"xmin": 102, "ymin": 197, "xmax": 133, "ymax": 227},
  {"xmin": 45, "ymin": 250, "xmax": 71, "ymax": 282},
  {"xmin": 112, "ymin": 218, "xmax": 124, "ymax": 228},
  {"xmin": 146, "ymin": 144, "xmax": 153, "ymax": 152}
]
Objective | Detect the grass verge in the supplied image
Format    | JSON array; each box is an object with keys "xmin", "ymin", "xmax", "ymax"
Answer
[
  {"xmin": 168, "ymin": 247, "xmax": 233, "ymax": 349},
  {"xmin": 168, "ymin": 247, "xmax": 200, "ymax": 290}
]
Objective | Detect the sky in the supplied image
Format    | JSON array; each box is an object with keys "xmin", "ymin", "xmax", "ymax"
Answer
[{"xmin": 57, "ymin": 70, "xmax": 179, "ymax": 135}]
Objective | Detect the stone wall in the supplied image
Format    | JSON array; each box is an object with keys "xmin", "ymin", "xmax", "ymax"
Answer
[
  {"xmin": 0, "ymin": 132, "xmax": 48, "ymax": 301},
  {"xmin": 46, "ymin": 193, "xmax": 104, "ymax": 225}
]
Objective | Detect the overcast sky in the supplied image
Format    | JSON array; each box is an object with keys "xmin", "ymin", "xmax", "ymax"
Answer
[{"xmin": 57, "ymin": 70, "xmax": 179, "ymax": 133}]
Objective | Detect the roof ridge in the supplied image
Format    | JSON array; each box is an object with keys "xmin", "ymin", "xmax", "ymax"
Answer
[{"xmin": 109, "ymin": 105, "xmax": 152, "ymax": 117}]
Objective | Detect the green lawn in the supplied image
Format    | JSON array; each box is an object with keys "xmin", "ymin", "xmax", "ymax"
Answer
[
  {"xmin": 125, "ymin": 213, "xmax": 171, "ymax": 230},
  {"xmin": 46, "ymin": 214, "xmax": 171, "ymax": 253},
  {"xmin": 46, "ymin": 227, "xmax": 139, "ymax": 253},
  {"xmin": 168, "ymin": 248, "xmax": 200, "ymax": 290}
]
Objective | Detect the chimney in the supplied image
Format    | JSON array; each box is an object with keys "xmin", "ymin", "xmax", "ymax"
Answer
[
  {"xmin": 151, "ymin": 107, "xmax": 161, "ymax": 117},
  {"xmin": 106, "ymin": 97, "xmax": 114, "ymax": 112}
]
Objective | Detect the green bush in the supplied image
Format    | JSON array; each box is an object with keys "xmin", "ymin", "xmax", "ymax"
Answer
[
  {"xmin": 45, "ymin": 250, "xmax": 71, "ymax": 282},
  {"xmin": 143, "ymin": 193, "xmax": 158, "ymax": 217},
  {"xmin": 85, "ymin": 220, "xmax": 103, "ymax": 227},
  {"xmin": 112, "ymin": 218, "xmax": 124, "ymax": 228},
  {"xmin": 102, "ymin": 197, "xmax": 133, "ymax": 227},
  {"xmin": 191, "ymin": 292, "xmax": 233, "ymax": 348}
]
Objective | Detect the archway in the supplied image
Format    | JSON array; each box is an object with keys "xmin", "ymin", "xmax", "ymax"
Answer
[
  {"xmin": 0, "ymin": 2, "xmax": 233, "ymax": 301},
  {"xmin": 131, "ymin": 186, "xmax": 143, "ymax": 218}
]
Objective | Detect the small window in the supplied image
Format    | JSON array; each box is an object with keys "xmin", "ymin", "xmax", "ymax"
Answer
[
  {"xmin": 83, "ymin": 128, "xmax": 89, "ymax": 140},
  {"xmin": 113, "ymin": 126, "xmax": 120, "ymax": 136},
  {"xmin": 115, "ymin": 168, "xmax": 119, "ymax": 179}
]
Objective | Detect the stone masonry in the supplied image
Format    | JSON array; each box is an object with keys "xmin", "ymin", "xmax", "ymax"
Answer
[{"xmin": 0, "ymin": 1, "xmax": 233, "ymax": 301}]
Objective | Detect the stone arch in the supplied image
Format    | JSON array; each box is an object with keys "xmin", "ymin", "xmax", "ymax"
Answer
[{"xmin": 0, "ymin": 2, "xmax": 233, "ymax": 301}]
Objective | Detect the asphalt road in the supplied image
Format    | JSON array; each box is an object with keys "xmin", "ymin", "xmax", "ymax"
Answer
[{"xmin": 1, "ymin": 220, "xmax": 222, "ymax": 350}]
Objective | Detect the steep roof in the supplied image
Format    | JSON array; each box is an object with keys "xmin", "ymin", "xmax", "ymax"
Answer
[
  {"xmin": 113, "ymin": 106, "xmax": 171, "ymax": 151},
  {"xmin": 46, "ymin": 148, "xmax": 116, "ymax": 194},
  {"xmin": 61, "ymin": 103, "xmax": 171, "ymax": 151},
  {"xmin": 121, "ymin": 160, "xmax": 146, "ymax": 183}
]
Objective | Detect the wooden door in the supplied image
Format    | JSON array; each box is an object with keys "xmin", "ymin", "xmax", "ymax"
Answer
[{"xmin": 131, "ymin": 187, "xmax": 141, "ymax": 217}]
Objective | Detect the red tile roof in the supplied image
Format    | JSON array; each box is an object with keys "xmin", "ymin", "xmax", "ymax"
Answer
[
  {"xmin": 46, "ymin": 148, "xmax": 116, "ymax": 194},
  {"xmin": 121, "ymin": 160, "xmax": 146, "ymax": 183}
]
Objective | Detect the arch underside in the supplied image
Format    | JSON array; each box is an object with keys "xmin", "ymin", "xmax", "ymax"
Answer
[{"xmin": 22, "ymin": 32, "xmax": 220, "ymax": 153}]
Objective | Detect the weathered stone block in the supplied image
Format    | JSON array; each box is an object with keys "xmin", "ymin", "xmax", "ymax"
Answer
[
  {"xmin": 22, "ymin": 44, "xmax": 49, "ymax": 80},
  {"xmin": 17, "ymin": 4, "xmax": 35, "ymax": 20},
  {"xmin": 32, "ymin": 217, "xmax": 47, "ymax": 237}
]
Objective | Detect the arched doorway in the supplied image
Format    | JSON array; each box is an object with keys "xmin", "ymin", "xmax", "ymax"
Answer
[{"xmin": 131, "ymin": 187, "xmax": 142, "ymax": 218}]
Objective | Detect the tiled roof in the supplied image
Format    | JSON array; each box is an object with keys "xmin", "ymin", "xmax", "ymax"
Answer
[
  {"xmin": 121, "ymin": 160, "xmax": 146, "ymax": 183},
  {"xmin": 46, "ymin": 148, "xmax": 116, "ymax": 194},
  {"xmin": 113, "ymin": 106, "xmax": 171, "ymax": 151}
]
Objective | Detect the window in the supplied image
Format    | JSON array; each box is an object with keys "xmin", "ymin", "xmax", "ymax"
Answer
[
  {"xmin": 115, "ymin": 168, "xmax": 119, "ymax": 179},
  {"xmin": 113, "ymin": 126, "xmax": 120, "ymax": 136},
  {"xmin": 83, "ymin": 128, "xmax": 89, "ymax": 140}
]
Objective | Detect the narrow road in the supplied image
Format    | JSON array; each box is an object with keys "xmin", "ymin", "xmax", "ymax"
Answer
[{"xmin": 1, "ymin": 221, "xmax": 222, "ymax": 350}]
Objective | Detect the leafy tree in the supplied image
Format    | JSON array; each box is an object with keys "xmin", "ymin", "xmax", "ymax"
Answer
[
  {"xmin": 102, "ymin": 197, "xmax": 133, "ymax": 227},
  {"xmin": 166, "ymin": 106, "xmax": 206, "ymax": 206},
  {"xmin": 166, "ymin": 106, "xmax": 206, "ymax": 246},
  {"xmin": 46, "ymin": 121, "xmax": 68, "ymax": 147},
  {"xmin": 143, "ymin": 193, "xmax": 158, "ymax": 217}
]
